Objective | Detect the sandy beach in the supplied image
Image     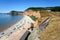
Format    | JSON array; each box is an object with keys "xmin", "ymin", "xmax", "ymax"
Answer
[
  {"xmin": 0, "ymin": 19, "xmax": 23, "ymax": 32},
  {"xmin": 0, "ymin": 15, "xmax": 34, "ymax": 40}
]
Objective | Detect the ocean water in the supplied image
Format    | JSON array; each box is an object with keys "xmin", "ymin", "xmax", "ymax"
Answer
[{"xmin": 0, "ymin": 13, "xmax": 23, "ymax": 31}]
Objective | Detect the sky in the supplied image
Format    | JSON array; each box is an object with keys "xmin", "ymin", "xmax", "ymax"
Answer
[{"xmin": 0, "ymin": 0, "xmax": 60, "ymax": 13}]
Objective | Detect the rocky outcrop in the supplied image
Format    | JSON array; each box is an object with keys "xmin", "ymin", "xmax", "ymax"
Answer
[{"xmin": 9, "ymin": 11, "xmax": 23, "ymax": 15}]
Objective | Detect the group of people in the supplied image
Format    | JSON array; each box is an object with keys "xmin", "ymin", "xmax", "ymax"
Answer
[{"xmin": 28, "ymin": 23, "xmax": 34, "ymax": 31}]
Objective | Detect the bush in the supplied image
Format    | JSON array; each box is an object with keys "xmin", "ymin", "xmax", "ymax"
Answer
[{"xmin": 29, "ymin": 15, "xmax": 38, "ymax": 21}]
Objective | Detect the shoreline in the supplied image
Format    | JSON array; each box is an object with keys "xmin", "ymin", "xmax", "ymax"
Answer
[
  {"xmin": 0, "ymin": 16, "xmax": 24, "ymax": 32},
  {"xmin": 0, "ymin": 15, "xmax": 34, "ymax": 40}
]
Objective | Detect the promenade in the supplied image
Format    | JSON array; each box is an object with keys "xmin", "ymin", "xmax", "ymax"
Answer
[{"xmin": 0, "ymin": 15, "xmax": 34, "ymax": 40}]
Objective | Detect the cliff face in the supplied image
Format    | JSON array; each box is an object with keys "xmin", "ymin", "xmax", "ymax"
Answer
[
  {"xmin": 9, "ymin": 11, "xmax": 23, "ymax": 15},
  {"xmin": 23, "ymin": 10, "xmax": 41, "ymax": 27},
  {"xmin": 24, "ymin": 10, "xmax": 41, "ymax": 19}
]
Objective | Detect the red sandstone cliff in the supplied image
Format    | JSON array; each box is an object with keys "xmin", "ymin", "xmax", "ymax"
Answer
[{"xmin": 23, "ymin": 10, "xmax": 41, "ymax": 27}]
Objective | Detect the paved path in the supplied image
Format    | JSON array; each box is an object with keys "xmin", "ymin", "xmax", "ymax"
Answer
[
  {"xmin": 8, "ymin": 25, "xmax": 29, "ymax": 40},
  {"xmin": 39, "ymin": 18, "xmax": 51, "ymax": 30}
]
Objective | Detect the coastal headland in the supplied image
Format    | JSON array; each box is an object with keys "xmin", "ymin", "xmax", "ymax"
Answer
[{"xmin": 1, "ymin": 6, "xmax": 60, "ymax": 40}]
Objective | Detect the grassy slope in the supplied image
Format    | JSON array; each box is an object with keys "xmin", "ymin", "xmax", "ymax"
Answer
[
  {"xmin": 40, "ymin": 11, "xmax": 60, "ymax": 40},
  {"xmin": 26, "ymin": 7, "xmax": 60, "ymax": 40},
  {"xmin": 40, "ymin": 17, "xmax": 60, "ymax": 40}
]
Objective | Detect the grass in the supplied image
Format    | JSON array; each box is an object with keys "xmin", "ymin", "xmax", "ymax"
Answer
[
  {"xmin": 27, "ymin": 10, "xmax": 60, "ymax": 40},
  {"xmin": 40, "ymin": 17, "xmax": 60, "ymax": 40},
  {"xmin": 39, "ymin": 10, "xmax": 60, "ymax": 40},
  {"xmin": 40, "ymin": 10, "xmax": 60, "ymax": 18}
]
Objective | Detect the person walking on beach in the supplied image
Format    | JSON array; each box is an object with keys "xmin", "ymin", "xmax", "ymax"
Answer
[{"xmin": 30, "ymin": 23, "xmax": 34, "ymax": 31}]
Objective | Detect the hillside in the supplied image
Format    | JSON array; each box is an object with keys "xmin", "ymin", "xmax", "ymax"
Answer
[
  {"xmin": 25, "ymin": 7, "xmax": 46, "ymax": 11},
  {"xmin": 27, "ymin": 7, "xmax": 60, "ymax": 40},
  {"xmin": 9, "ymin": 11, "xmax": 23, "ymax": 15},
  {"xmin": 40, "ymin": 17, "xmax": 60, "ymax": 40},
  {"xmin": 25, "ymin": 6, "xmax": 60, "ymax": 12},
  {"xmin": 39, "ymin": 9, "xmax": 60, "ymax": 40},
  {"xmin": 46, "ymin": 6, "xmax": 60, "ymax": 12}
]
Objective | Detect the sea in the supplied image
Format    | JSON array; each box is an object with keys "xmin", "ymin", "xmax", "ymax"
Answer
[{"xmin": 0, "ymin": 13, "xmax": 23, "ymax": 32}]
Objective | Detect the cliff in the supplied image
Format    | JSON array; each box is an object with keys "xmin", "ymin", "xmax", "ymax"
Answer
[
  {"xmin": 9, "ymin": 11, "xmax": 23, "ymax": 15},
  {"xmin": 23, "ymin": 9, "xmax": 41, "ymax": 27}
]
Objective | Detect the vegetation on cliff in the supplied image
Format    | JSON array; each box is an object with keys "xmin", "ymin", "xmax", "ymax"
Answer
[
  {"xmin": 25, "ymin": 7, "xmax": 46, "ymax": 11},
  {"xmin": 25, "ymin": 6, "xmax": 60, "ymax": 12},
  {"xmin": 10, "ymin": 11, "xmax": 23, "ymax": 15},
  {"xmin": 29, "ymin": 15, "xmax": 38, "ymax": 21},
  {"xmin": 27, "ymin": 7, "xmax": 60, "ymax": 40},
  {"xmin": 46, "ymin": 6, "xmax": 60, "ymax": 12},
  {"xmin": 10, "ymin": 11, "xmax": 18, "ymax": 15}
]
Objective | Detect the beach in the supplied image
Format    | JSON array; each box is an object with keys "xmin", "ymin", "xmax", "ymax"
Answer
[
  {"xmin": 0, "ymin": 14, "xmax": 23, "ymax": 32},
  {"xmin": 0, "ymin": 15, "xmax": 34, "ymax": 40}
]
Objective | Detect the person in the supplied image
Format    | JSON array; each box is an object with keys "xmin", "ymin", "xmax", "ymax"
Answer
[{"xmin": 30, "ymin": 23, "xmax": 34, "ymax": 31}]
